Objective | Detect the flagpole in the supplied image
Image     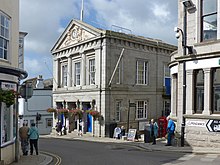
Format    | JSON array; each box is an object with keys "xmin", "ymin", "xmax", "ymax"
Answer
[{"xmin": 80, "ymin": 0, "xmax": 84, "ymax": 21}]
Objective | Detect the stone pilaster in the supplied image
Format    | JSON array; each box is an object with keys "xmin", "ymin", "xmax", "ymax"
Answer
[
  {"xmin": 54, "ymin": 58, "xmax": 60, "ymax": 89},
  {"xmin": 81, "ymin": 53, "xmax": 86, "ymax": 86},
  {"xmin": 67, "ymin": 56, "xmax": 72, "ymax": 87},
  {"xmin": 171, "ymin": 74, "xmax": 177, "ymax": 117},
  {"xmin": 203, "ymin": 68, "xmax": 211, "ymax": 115},
  {"xmin": 186, "ymin": 70, "xmax": 194, "ymax": 115}
]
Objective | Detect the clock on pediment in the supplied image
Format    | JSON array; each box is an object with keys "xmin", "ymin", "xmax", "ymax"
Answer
[{"xmin": 72, "ymin": 29, "xmax": 77, "ymax": 39}]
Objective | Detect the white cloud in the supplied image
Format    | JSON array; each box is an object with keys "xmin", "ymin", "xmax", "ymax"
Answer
[
  {"xmin": 152, "ymin": 4, "xmax": 170, "ymax": 21},
  {"xmin": 20, "ymin": 0, "xmax": 178, "ymax": 79}
]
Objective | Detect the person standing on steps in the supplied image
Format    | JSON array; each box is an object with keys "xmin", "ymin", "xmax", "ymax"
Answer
[
  {"xmin": 19, "ymin": 123, "xmax": 29, "ymax": 155},
  {"xmin": 28, "ymin": 123, "xmax": 39, "ymax": 155},
  {"xmin": 150, "ymin": 119, "xmax": 158, "ymax": 145}
]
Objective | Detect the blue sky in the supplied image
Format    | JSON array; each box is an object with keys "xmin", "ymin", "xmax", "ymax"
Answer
[{"xmin": 19, "ymin": 0, "xmax": 178, "ymax": 80}]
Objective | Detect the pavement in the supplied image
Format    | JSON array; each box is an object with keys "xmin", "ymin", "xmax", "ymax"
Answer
[{"xmin": 10, "ymin": 131, "xmax": 220, "ymax": 165}]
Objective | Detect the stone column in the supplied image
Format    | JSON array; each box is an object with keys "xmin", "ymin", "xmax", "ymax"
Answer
[
  {"xmin": 186, "ymin": 70, "xmax": 194, "ymax": 115},
  {"xmin": 81, "ymin": 53, "xmax": 86, "ymax": 86},
  {"xmin": 54, "ymin": 58, "xmax": 60, "ymax": 89},
  {"xmin": 171, "ymin": 74, "xmax": 177, "ymax": 117},
  {"xmin": 203, "ymin": 68, "xmax": 211, "ymax": 115},
  {"xmin": 67, "ymin": 56, "xmax": 72, "ymax": 87}
]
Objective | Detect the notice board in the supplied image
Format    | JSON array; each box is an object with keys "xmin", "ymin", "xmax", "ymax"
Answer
[{"xmin": 127, "ymin": 129, "xmax": 137, "ymax": 141}]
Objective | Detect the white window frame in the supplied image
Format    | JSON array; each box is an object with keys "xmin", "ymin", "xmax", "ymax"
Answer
[
  {"xmin": 89, "ymin": 59, "xmax": 95, "ymax": 85},
  {"xmin": 136, "ymin": 60, "xmax": 148, "ymax": 85},
  {"xmin": 62, "ymin": 64, "xmax": 67, "ymax": 87},
  {"xmin": 0, "ymin": 13, "xmax": 10, "ymax": 60},
  {"xmin": 136, "ymin": 101, "xmax": 148, "ymax": 120},
  {"xmin": 75, "ymin": 62, "xmax": 81, "ymax": 86},
  {"xmin": 164, "ymin": 64, "xmax": 170, "ymax": 86},
  {"xmin": 115, "ymin": 101, "xmax": 121, "ymax": 121},
  {"xmin": 115, "ymin": 60, "xmax": 123, "ymax": 84}
]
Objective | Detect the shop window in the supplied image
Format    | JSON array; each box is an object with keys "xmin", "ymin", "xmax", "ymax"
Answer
[
  {"xmin": 194, "ymin": 69, "xmax": 204, "ymax": 113},
  {"xmin": 212, "ymin": 68, "xmax": 220, "ymax": 113}
]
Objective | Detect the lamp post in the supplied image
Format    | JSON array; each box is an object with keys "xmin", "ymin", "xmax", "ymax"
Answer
[{"xmin": 174, "ymin": 0, "xmax": 194, "ymax": 147}]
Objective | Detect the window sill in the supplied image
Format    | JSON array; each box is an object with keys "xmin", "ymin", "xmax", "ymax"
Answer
[
  {"xmin": 184, "ymin": 114, "xmax": 220, "ymax": 120},
  {"xmin": 194, "ymin": 39, "xmax": 220, "ymax": 47}
]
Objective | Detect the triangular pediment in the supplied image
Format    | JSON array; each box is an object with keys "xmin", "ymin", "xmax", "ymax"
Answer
[{"xmin": 51, "ymin": 19, "xmax": 104, "ymax": 52}]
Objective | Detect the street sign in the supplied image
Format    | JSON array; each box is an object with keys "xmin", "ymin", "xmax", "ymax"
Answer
[{"xmin": 206, "ymin": 119, "xmax": 220, "ymax": 132}]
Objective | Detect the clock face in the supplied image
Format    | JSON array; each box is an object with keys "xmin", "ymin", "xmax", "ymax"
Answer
[{"xmin": 72, "ymin": 29, "xmax": 77, "ymax": 38}]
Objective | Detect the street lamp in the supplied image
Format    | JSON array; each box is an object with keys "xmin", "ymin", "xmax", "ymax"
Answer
[{"xmin": 174, "ymin": 0, "xmax": 194, "ymax": 147}]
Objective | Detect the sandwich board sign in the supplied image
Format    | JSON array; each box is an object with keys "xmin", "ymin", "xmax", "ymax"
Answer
[{"xmin": 127, "ymin": 129, "xmax": 136, "ymax": 141}]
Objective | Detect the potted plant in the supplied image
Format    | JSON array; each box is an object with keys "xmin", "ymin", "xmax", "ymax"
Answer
[
  {"xmin": 88, "ymin": 110, "xmax": 101, "ymax": 120},
  {"xmin": 0, "ymin": 89, "xmax": 17, "ymax": 107},
  {"xmin": 46, "ymin": 108, "xmax": 57, "ymax": 119},
  {"xmin": 69, "ymin": 108, "xmax": 83, "ymax": 118}
]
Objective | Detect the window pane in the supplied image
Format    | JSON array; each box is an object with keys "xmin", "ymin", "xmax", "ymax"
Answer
[
  {"xmin": 89, "ymin": 59, "xmax": 95, "ymax": 85},
  {"xmin": 203, "ymin": 0, "xmax": 217, "ymax": 15},
  {"xmin": 1, "ymin": 27, "xmax": 4, "ymax": 36},
  {"xmin": 203, "ymin": 14, "xmax": 217, "ymax": 41},
  {"xmin": 195, "ymin": 70, "xmax": 204, "ymax": 113},
  {"xmin": 1, "ymin": 15, "xmax": 4, "ymax": 26},
  {"xmin": 136, "ymin": 61, "xmax": 148, "ymax": 84},
  {"xmin": 62, "ymin": 65, "xmax": 67, "ymax": 86},
  {"xmin": 115, "ymin": 101, "xmax": 121, "ymax": 121},
  {"xmin": 0, "ymin": 38, "xmax": 3, "ymax": 47},
  {"xmin": 213, "ymin": 68, "xmax": 220, "ymax": 113},
  {"xmin": 75, "ymin": 62, "xmax": 81, "ymax": 85},
  {"xmin": 0, "ymin": 48, "xmax": 3, "ymax": 58}
]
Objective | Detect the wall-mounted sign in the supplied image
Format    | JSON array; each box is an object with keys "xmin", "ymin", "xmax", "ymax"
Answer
[
  {"xmin": 206, "ymin": 120, "xmax": 220, "ymax": 132},
  {"xmin": 186, "ymin": 120, "xmax": 206, "ymax": 127},
  {"xmin": 1, "ymin": 82, "xmax": 16, "ymax": 90}
]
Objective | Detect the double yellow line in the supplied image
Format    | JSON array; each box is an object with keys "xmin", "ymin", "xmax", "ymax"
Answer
[{"xmin": 41, "ymin": 151, "xmax": 62, "ymax": 165}]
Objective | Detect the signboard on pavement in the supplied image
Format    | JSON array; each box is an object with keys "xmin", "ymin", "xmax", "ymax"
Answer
[
  {"xmin": 127, "ymin": 129, "xmax": 136, "ymax": 141},
  {"xmin": 206, "ymin": 119, "xmax": 220, "ymax": 132}
]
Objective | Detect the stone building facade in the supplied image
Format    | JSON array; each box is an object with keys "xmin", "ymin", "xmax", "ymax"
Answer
[
  {"xmin": 0, "ymin": 0, "xmax": 28, "ymax": 164},
  {"xmin": 51, "ymin": 19, "xmax": 176, "ymax": 137},
  {"xmin": 170, "ymin": 0, "xmax": 220, "ymax": 147}
]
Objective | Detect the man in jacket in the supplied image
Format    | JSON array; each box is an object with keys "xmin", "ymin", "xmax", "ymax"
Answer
[
  {"xmin": 19, "ymin": 123, "xmax": 29, "ymax": 155},
  {"xmin": 150, "ymin": 119, "xmax": 158, "ymax": 145},
  {"xmin": 28, "ymin": 123, "xmax": 39, "ymax": 155},
  {"xmin": 165, "ymin": 116, "xmax": 175, "ymax": 146}
]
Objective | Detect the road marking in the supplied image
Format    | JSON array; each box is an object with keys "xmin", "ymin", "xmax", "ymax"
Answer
[
  {"xmin": 178, "ymin": 154, "xmax": 195, "ymax": 161},
  {"xmin": 200, "ymin": 154, "xmax": 218, "ymax": 162},
  {"xmin": 41, "ymin": 151, "xmax": 62, "ymax": 165}
]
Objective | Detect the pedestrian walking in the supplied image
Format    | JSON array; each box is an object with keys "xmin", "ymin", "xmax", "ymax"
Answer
[
  {"xmin": 56, "ymin": 121, "xmax": 63, "ymax": 136},
  {"xmin": 165, "ymin": 116, "xmax": 175, "ymax": 146},
  {"xmin": 150, "ymin": 119, "xmax": 158, "ymax": 145},
  {"xmin": 120, "ymin": 126, "xmax": 126, "ymax": 139},
  {"xmin": 28, "ymin": 123, "xmax": 39, "ymax": 155},
  {"xmin": 19, "ymin": 123, "xmax": 29, "ymax": 155}
]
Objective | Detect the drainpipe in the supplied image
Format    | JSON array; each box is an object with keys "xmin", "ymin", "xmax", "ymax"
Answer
[
  {"xmin": 15, "ymin": 80, "xmax": 20, "ymax": 162},
  {"xmin": 99, "ymin": 33, "xmax": 103, "ymax": 137}
]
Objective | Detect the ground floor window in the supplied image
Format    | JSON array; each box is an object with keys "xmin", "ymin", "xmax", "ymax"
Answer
[
  {"xmin": 136, "ymin": 101, "xmax": 148, "ymax": 119},
  {"xmin": 1, "ymin": 104, "xmax": 14, "ymax": 145},
  {"xmin": 46, "ymin": 118, "xmax": 53, "ymax": 127},
  {"xmin": 194, "ymin": 69, "xmax": 204, "ymax": 113},
  {"xmin": 164, "ymin": 100, "xmax": 170, "ymax": 116},
  {"xmin": 115, "ymin": 101, "xmax": 121, "ymax": 122},
  {"xmin": 212, "ymin": 68, "xmax": 220, "ymax": 113}
]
